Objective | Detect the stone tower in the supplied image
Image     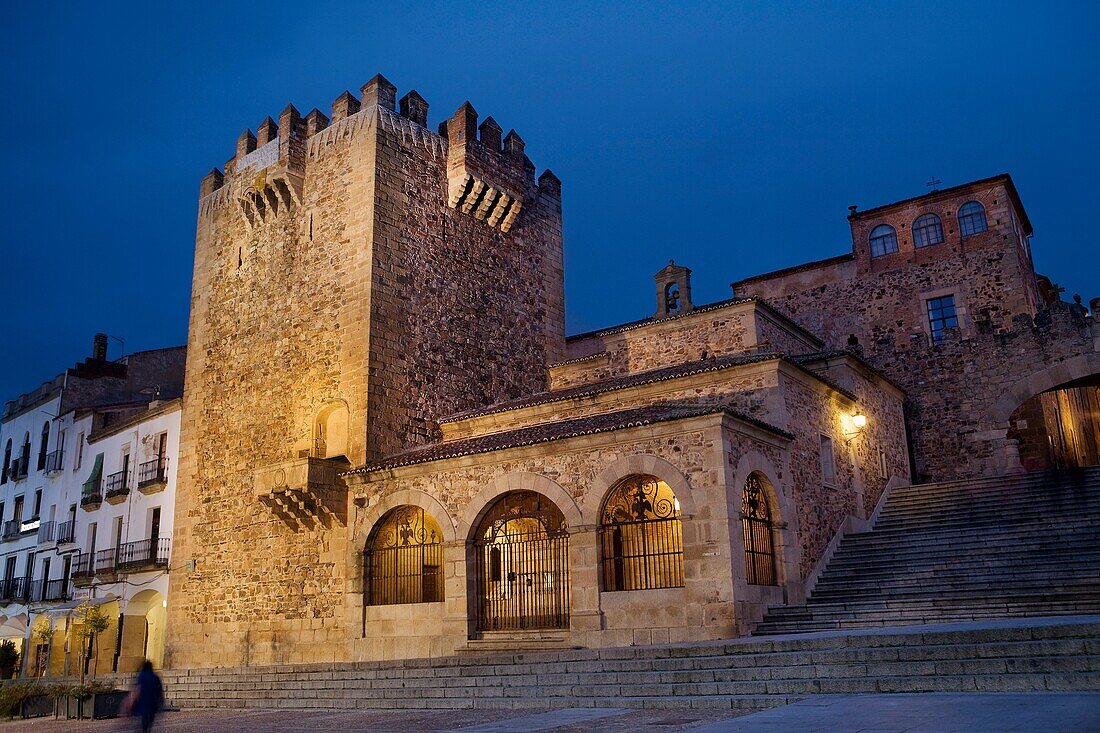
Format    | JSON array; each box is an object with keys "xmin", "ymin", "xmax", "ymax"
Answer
[{"xmin": 167, "ymin": 75, "xmax": 565, "ymax": 668}]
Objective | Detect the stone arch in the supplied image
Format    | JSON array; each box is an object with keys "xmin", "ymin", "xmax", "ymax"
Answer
[
  {"xmin": 585, "ymin": 454, "xmax": 696, "ymax": 524},
  {"xmin": 312, "ymin": 399, "xmax": 350, "ymax": 459},
  {"xmin": 459, "ymin": 472, "xmax": 581, "ymax": 540},
  {"xmin": 358, "ymin": 490, "xmax": 457, "ymax": 546},
  {"xmin": 992, "ymin": 353, "xmax": 1100, "ymax": 425},
  {"xmin": 121, "ymin": 589, "xmax": 166, "ymax": 671},
  {"xmin": 728, "ymin": 451, "xmax": 799, "ymax": 594}
]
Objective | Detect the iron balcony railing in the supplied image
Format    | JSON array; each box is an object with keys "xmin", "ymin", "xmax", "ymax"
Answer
[
  {"xmin": 72, "ymin": 552, "xmax": 95, "ymax": 580},
  {"xmin": 94, "ymin": 548, "xmax": 117, "ymax": 574},
  {"xmin": 80, "ymin": 486, "xmax": 103, "ymax": 508},
  {"xmin": 116, "ymin": 538, "xmax": 171, "ymax": 572},
  {"xmin": 37, "ymin": 520, "xmax": 55, "ymax": 544},
  {"xmin": 27, "ymin": 578, "xmax": 72, "ymax": 603},
  {"xmin": 0, "ymin": 576, "xmax": 27, "ymax": 602},
  {"xmin": 9, "ymin": 456, "xmax": 28, "ymax": 481},
  {"xmin": 44, "ymin": 449, "xmax": 65, "ymax": 474},
  {"xmin": 104, "ymin": 469, "xmax": 130, "ymax": 499},
  {"xmin": 57, "ymin": 520, "xmax": 76, "ymax": 544},
  {"xmin": 137, "ymin": 457, "xmax": 167, "ymax": 488},
  {"xmin": 2, "ymin": 520, "xmax": 21, "ymax": 541}
]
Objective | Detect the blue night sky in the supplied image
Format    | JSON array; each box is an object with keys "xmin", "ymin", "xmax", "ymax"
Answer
[{"xmin": 1, "ymin": 2, "xmax": 1097, "ymax": 400}]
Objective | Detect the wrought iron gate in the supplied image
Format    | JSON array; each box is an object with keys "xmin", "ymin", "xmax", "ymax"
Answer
[{"xmin": 473, "ymin": 491, "xmax": 570, "ymax": 631}]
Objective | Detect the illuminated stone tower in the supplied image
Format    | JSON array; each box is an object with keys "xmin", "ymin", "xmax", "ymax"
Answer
[{"xmin": 167, "ymin": 75, "xmax": 564, "ymax": 667}]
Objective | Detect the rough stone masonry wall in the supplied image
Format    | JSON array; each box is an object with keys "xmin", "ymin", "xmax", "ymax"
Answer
[
  {"xmin": 734, "ymin": 181, "xmax": 1098, "ymax": 481},
  {"xmin": 169, "ymin": 86, "xmax": 566, "ymax": 670},
  {"xmin": 348, "ymin": 417, "xmax": 740, "ymax": 657}
]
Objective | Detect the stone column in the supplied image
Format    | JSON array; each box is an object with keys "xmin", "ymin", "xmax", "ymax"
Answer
[
  {"xmin": 443, "ymin": 540, "xmax": 471, "ymax": 648},
  {"xmin": 568, "ymin": 525, "xmax": 602, "ymax": 645}
]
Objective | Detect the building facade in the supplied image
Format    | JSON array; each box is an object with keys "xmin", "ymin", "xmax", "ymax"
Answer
[
  {"xmin": 0, "ymin": 338, "xmax": 183, "ymax": 678},
  {"xmin": 165, "ymin": 75, "xmax": 921, "ymax": 668}
]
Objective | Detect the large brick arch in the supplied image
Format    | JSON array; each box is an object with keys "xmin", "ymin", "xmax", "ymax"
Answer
[
  {"xmin": 583, "ymin": 454, "xmax": 697, "ymax": 524},
  {"xmin": 458, "ymin": 472, "xmax": 583, "ymax": 541},
  {"xmin": 992, "ymin": 352, "xmax": 1100, "ymax": 424}
]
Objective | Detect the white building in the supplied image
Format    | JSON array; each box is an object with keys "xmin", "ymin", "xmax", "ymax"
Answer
[{"xmin": 0, "ymin": 335, "xmax": 184, "ymax": 677}]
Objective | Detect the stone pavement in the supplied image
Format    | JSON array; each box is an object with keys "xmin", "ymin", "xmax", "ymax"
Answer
[{"xmin": 2, "ymin": 693, "xmax": 1098, "ymax": 732}]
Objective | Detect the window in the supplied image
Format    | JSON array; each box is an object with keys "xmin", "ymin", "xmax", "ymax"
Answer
[
  {"xmin": 364, "ymin": 506, "xmax": 445, "ymax": 606},
  {"xmin": 820, "ymin": 435, "xmax": 836, "ymax": 485},
  {"xmin": 878, "ymin": 448, "xmax": 888, "ymax": 480},
  {"xmin": 869, "ymin": 224, "xmax": 899, "ymax": 257},
  {"xmin": 32, "ymin": 490, "xmax": 42, "ymax": 519},
  {"xmin": 75, "ymin": 432, "xmax": 85, "ymax": 471},
  {"xmin": 598, "ymin": 475, "xmax": 684, "ymax": 592},
  {"xmin": 741, "ymin": 473, "xmax": 778, "ymax": 586},
  {"xmin": 313, "ymin": 403, "xmax": 349, "ymax": 459},
  {"xmin": 1, "ymin": 439, "xmax": 10, "ymax": 484},
  {"xmin": 13, "ymin": 496, "xmax": 24, "ymax": 523},
  {"xmin": 37, "ymin": 422, "xmax": 49, "ymax": 471},
  {"xmin": 912, "ymin": 213, "xmax": 944, "ymax": 248},
  {"xmin": 958, "ymin": 201, "xmax": 987, "ymax": 236},
  {"xmin": 926, "ymin": 295, "xmax": 959, "ymax": 344}
]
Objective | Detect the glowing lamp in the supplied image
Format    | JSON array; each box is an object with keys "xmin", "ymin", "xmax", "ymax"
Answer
[{"xmin": 851, "ymin": 413, "xmax": 868, "ymax": 429}]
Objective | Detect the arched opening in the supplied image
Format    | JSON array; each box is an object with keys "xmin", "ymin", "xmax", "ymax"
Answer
[
  {"xmin": 471, "ymin": 490, "xmax": 570, "ymax": 632},
  {"xmin": 741, "ymin": 472, "xmax": 778, "ymax": 586},
  {"xmin": 119, "ymin": 591, "xmax": 166, "ymax": 672},
  {"xmin": 364, "ymin": 505, "xmax": 445, "ymax": 606},
  {"xmin": 598, "ymin": 475, "xmax": 683, "ymax": 592},
  {"xmin": 313, "ymin": 402, "xmax": 349, "ymax": 460},
  {"xmin": 1008, "ymin": 375, "xmax": 1100, "ymax": 471}
]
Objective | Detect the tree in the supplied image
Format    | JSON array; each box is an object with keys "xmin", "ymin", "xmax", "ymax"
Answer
[
  {"xmin": 30, "ymin": 616, "xmax": 52, "ymax": 677},
  {"xmin": 70, "ymin": 603, "xmax": 111, "ymax": 684}
]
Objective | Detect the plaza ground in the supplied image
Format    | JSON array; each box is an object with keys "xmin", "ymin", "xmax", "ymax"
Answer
[{"xmin": 4, "ymin": 693, "xmax": 1098, "ymax": 732}]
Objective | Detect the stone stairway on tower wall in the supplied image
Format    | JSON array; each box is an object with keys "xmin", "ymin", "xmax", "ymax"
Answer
[{"xmin": 753, "ymin": 467, "xmax": 1100, "ymax": 635}]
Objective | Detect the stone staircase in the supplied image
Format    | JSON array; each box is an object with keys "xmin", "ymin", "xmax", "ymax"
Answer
[
  {"xmin": 753, "ymin": 467, "xmax": 1100, "ymax": 635},
  {"xmin": 161, "ymin": 616, "xmax": 1100, "ymax": 712}
]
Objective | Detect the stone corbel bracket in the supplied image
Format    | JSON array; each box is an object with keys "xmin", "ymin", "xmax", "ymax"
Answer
[
  {"xmin": 447, "ymin": 173, "xmax": 523, "ymax": 232},
  {"xmin": 253, "ymin": 457, "xmax": 345, "ymax": 531}
]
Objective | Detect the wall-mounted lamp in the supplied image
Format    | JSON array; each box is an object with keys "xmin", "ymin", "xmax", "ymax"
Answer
[{"xmin": 845, "ymin": 413, "xmax": 868, "ymax": 444}]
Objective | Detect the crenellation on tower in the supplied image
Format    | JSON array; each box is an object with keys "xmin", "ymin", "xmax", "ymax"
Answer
[
  {"xmin": 236, "ymin": 129, "xmax": 256, "ymax": 158},
  {"xmin": 255, "ymin": 116, "xmax": 278, "ymax": 146},
  {"xmin": 398, "ymin": 90, "xmax": 428, "ymax": 127},
  {"xmin": 478, "ymin": 116, "xmax": 503, "ymax": 151},
  {"xmin": 305, "ymin": 108, "xmax": 329, "ymax": 137},
  {"xmin": 360, "ymin": 73, "xmax": 396, "ymax": 112},
  {"xmin": 503, "ymin": 129, "xmax": 525, "ymax": 159},
  {"xmin": 331, "ymin": 90, "xmax": 360, "ymax": 122},
  {"xmin": 199, "ymin": 168, "xmax": 224, "ymax": 198}
]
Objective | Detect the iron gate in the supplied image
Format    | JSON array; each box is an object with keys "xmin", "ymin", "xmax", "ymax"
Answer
[{"xmin": 473, "ymin": 491, "xmax": 570, "ymax": 631}]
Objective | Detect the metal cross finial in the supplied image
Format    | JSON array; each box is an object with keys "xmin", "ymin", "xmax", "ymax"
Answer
[{"xmin": 926, "ymin": 177, "xmax": 942, "ymax": 192}]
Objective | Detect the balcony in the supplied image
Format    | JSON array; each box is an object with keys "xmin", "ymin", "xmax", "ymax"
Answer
[
  {"xmin": 72, "ymin": 552, "xmax": 95, "ymax": 586},
  {"xmin": 44, "ymin": 449, "xmax": 65, "ymax": 474},
  {"xmin": 2, "ymin": 520, "xmax": 21, "ymax": 542},
  {"xmin": 94, "ymin": 548, "xmax": 118, "ymax": 578},
  {"xmin": 116, "ymin": 538, "xmax": 171, "ymax": 573},
  {"xmin": 57, "ymin": 520, "xmax": 76, "ymax": 544},
  {"xmin": 36, "ymin": 520, "xmax": 55, "ymax": 544},
  {"xmin": 0, "ymin": 576, "xmax": 27, "ymax": 603},
  {"xmin": 81, "ymin": 487, "xmax": 103, "ymax": 512},
  {"xmin": 137, "ymin": 457, "xmax": 168, "ymax": 494},
  {"xmin": 26, "ymin": 578, "xmax": 70, "ymax": 603},
  {"xmin": 104, "ymin": 469, "xmax": 130, "ymax": 505},
  {"xmin": 8, "ymin": 456, "xmax": 28, "ymax": 482}
]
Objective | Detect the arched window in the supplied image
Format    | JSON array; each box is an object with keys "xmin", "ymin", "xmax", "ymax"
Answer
[
  {"xmin": 1, "ymin": 439, "xmax": 10, "ymax": 484},
  {"xmin": 37, "ymin": 422, "xmax": 49, "ymax": 472},
  {"xmin": 912, "ymin": 214, "xmax": 944, "ymax": 248},
  {"xmin": 365, "ymin": 505, "xmax": 444, "ymax": 606},
  {"xmin": 741, "ymin": 473, "xmax": 777, "ymax": 586},
  {"xmin": 868, "ymin": 225, "xmax": 899, "ymax": 257},
  {"xmin": 958, "ymin": 201, "xmax": 988, "ymax": 236},
  {"xmin": 599, "ymin": 475, "xmax": 684, "ymax": 592},
  {"xmin": 313, "ymin": 402, "xmax": 349, "ymax": 460}
]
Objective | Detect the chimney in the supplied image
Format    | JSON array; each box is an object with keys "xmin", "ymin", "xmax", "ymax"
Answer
[{"xmin": 93, "ymin": 333, "xmax": 109, "ymax": 361}]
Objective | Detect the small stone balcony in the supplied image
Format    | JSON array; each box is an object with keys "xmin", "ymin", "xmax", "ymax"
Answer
[
  {"xmin": 253, "ymin": 456, "xmax": 346, "ymax": 530},
  {"xmin": 104, "ymin": 469, "xmax": 131, "ymax": 505}
]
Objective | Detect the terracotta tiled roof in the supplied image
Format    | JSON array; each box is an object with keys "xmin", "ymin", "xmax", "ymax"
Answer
[
  {"xmin": 441, "ymin": 352, "xmax": 782, "ymax": 424},
  {"xmin": 348, "ymin": 403, "xmax": 792, "ymax": 475}
]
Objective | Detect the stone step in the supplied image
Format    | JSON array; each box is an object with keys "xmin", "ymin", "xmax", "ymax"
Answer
[{"xmin": 754, "ymin": 608, "xmax": 1100, "ymax": 633}]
